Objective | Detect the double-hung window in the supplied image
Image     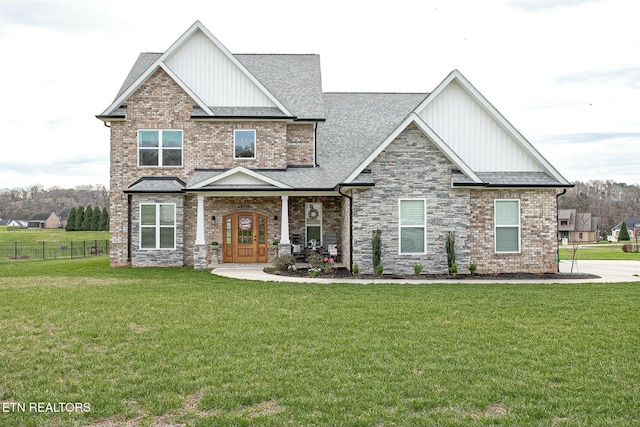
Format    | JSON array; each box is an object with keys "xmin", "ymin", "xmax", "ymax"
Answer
[
  {"xmin": 234, "ymin": 129, "xmax": 256, "ymax": 159},
  {"xmin": 399, "ymin": 199, "xmax": 426, "ymax": 254},
  {"xmin": 495, "ymin": 199, "xmax": 520, "ymax": 253},
  {"xmin": 140, "ymin": 203, "xmax": 176, "ymax": 249},
  {"xmin": 138, "ymin": 130, "xmax": 183, "ymax": 167}
]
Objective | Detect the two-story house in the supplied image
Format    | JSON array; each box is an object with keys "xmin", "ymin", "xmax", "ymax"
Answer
[{"xmin": 97, "ymin": 21, "xmax": 571, "ymax": 275}]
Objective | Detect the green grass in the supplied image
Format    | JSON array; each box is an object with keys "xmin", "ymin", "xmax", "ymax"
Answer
[
  {"xmin": 1, "ymin": 258, "xmax": 639, "ymax": 426},
  {"xmin": 559, "ymin": 243, "xmax": 640, "ymax": 260},
  {"xmin": 0, "ymin": 227, "xmax": 109, "ymax": 243}
]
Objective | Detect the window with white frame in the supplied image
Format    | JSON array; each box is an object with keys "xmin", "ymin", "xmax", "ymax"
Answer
[
  {"xmin": 305, "ymin": 203, "xmax": 322, "ymax": 247},
  {"xmin": 495, "ymin": 199, "xmax": 520, "ymax": 253},
  {"xmin": 234, "ymin": 129, "xmax": 256, "ymax": 159},
  {"xmin": 140, "ymin": 203, "xmax": 176, "ymax": 249},
  {"xmin": 399, "ymin": 199, "xmax": 426, "ymax": 254},
  {"xmin": 138, "ymin": 130, "xmax": 183, "ymax": 167}
]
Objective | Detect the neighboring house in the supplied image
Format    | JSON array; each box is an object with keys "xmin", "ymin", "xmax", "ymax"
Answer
[
  {"xmin": 558, "ymin": 209, "xmax": 599, "ymax": 243},
  {"xmin": 27, "ymin": 212, "xmax": 60, "ymax": 229},
  {"xmin": 58, "ymin": 207, "xmax": 71, "ymax": 229},
  {"xmin": 7, "ymin": 219, "xmax": 28, "ymax": 228},
  {"xmin": 0, "ymin": 219, "xmax": 8, "ymax": 226},
  {"xmin": 97, "ymin": 21, "xmax": 571, "ymax": 274},
  {"xmin": 611, "ymin": 216, "xmax": 640, "ymax": 241}
]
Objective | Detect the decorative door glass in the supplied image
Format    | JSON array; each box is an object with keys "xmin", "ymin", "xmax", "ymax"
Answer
[{"xmin": 238, "ymin": 215, "xmax": 253, "ymax": 244}]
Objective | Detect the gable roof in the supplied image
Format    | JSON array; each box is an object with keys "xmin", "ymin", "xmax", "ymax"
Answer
[
  {"xmin": 29, "ymin": 212, "xmax": 57, "ymax": 221},
  {"xmin": 414, "ymin": 70, "xmax": 571, "ymax": 186},
  {"xmin": 612, "ymin": 216, "xmax": 640, "ymax": 231},
  {"xmin": 99, "ymin": 21, "xmax": 328, "ymax": 121}
]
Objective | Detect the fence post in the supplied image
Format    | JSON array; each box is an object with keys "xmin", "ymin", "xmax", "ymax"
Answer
[{"xmin": 42, "ymin": 241, "xmax": 45, "ymax": 260}]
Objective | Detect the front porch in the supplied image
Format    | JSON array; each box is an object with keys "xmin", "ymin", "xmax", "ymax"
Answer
[{"xmin": 190, "ymin": 193, "xmax": 347, "ymax": 269}]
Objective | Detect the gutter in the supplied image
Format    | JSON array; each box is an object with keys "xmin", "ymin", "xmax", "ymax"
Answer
[
  {"xmin": 338, "ymin": 185, "xmax": 354, "ymax": 272},
  {"xmin": 556, "ymin": 188, "xmax": 567, "ymax": 272}
]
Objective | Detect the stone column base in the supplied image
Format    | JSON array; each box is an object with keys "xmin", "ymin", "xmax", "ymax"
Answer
[
  {"xmin": 193, "ymin": 244, "xmax": 208, "ymax": 270},
  {"xmin": 278, "ymin": 243, "xmax": 292, "ymax": 257}
]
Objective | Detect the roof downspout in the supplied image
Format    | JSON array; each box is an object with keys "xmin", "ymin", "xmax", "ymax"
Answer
[
  {"xmin": 127, "ymin": 194, "xmax": 132, "ymax": 262},
  {"xmin": 556, "ymin": 188, "xmax": 567, "ymax": 272},
  {"xmin": 314, "ymin": 122, "xmax": 319, "ymax": 167},
  {"xmin": 338, "ymin": 185, "xmax": 353, "ymax": 272}
]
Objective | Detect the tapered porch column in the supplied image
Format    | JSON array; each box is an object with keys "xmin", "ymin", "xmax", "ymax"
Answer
[
  {"xmin": 195, "ymin": 195, "xmax": 205, "ymax": 245},
  {"xmin": 193, "ymin": 195, "xmax": 207, "ymax": 269},
  {"xmin": 280, "ymin": 195, "xmax": 290, "ymax": 244}
]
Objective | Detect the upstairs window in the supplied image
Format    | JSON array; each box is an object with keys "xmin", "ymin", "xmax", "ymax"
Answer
[
  {"xmin": 495, "ymin": 199, "xmax": 520, "ymax": 253},
  {"xmin": 234, "ymin": 129, "xmax": 256, "ymax": 159},
  {"xmin": 138, "ymin": 130, "xmax": 183, "ymax": 167},
  {"xmin": 399, "ymin": 199, "xmax": 426, "ymax": 254}
]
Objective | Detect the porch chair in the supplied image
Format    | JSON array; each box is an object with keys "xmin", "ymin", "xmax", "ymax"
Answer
[
  {"xmin": 320, "ymin": 233, "xmax": 339, "ymax": 261},
  {"xmin": 290, "ymin": 233, "xmax": 306, "ymax": 262}
]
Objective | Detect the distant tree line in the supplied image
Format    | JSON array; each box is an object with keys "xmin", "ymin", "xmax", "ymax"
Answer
[
  {"xmin": 0, "ymin": 184, "xmax": 108, "ymax": 220},
  {"xmin": 65, "ymin": 205, "xmax": 109, "ymax": 231},
  {"xmin": 559, "ymin": 179, "xmax": 640, "ymax": 238}
]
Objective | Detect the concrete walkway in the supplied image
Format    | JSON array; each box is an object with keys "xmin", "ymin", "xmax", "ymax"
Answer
[{"xmin": 211, "ymin": 260, "xmax": 640, "ymax": 284}]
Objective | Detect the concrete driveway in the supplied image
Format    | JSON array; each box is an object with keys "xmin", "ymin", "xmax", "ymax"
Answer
[{"xmin": 558, "ymin": 260, "xmax": 640, "ymax": 282}]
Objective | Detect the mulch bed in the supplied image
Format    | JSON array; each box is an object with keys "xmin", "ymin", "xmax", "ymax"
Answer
[{"xmin": 264, "ymin": 267, "xmax": 600, "ymax": 281}]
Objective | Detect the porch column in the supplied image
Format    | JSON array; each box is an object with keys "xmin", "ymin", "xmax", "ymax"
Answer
[
  {"xmin": 195, "ymin": 195, "xmax": 205, "ymax": 245},
  {"xmin": 280, "ymin": 195, "xmax": 290, "ymax": 244},
  {"xmin": 193, "ymin": 195, "xmax": 208, "ymax": 270}
]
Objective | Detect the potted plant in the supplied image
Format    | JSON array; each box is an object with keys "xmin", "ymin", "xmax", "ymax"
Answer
[{"xmin": 210, "ymin": 241, "xmax": 219, "ymax": 247}]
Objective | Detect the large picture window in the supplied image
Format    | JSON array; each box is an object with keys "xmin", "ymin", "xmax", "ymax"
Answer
[
  {"xmin": 140, "ymin": 203, "xmax": 176, "ymax": 249},
  {"xmin": 234, "ymin": 129, "xmax": 256, "ymax": 159},
  {"xmin": 399, "ymin": 199, "xmax": 426, "ymax": 254},
  {"xmin": 138, "ymin": 130, "xmax": 183, "ymax": 167},
  {"xmin": 495, "ymin": 199, "xmax": 520, "ymax": 253}
]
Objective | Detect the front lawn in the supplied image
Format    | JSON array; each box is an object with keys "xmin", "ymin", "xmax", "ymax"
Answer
[
  {"xmin": 1, "ymin": 258, "xmax": 638, "ymax": 426},
  {"xmin": 559, "ymin": 243, "xmax": 640, "ymax": 260}
]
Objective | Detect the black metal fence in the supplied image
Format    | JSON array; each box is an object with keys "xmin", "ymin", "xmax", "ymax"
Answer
[{"xmin": 0, "ymin": 240, "xmax": 109, "ymax": 261}]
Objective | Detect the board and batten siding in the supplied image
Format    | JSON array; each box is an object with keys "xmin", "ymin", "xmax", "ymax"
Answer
[
  {"xmin": 165, "ymin": 30, "xmax": 276, "ymax": 108},
  {"xmin": 418, "ymin": 80, "xmax": 544, "ymax": 172}
]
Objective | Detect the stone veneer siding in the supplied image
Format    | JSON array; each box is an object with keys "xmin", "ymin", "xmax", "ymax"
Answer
[
  {"xmin": 108, "ymin": 68, "xmax": 315, "ymax": 266},
  {"xmin": 470, "ymin": 189, "xmax": 558, "ymax": 274},
  {"xmin": 130, "ymin": 194, "xmax": 184, "ymax": 267},
  {"xmin": 351, "ymin": 124, "xmax": 471, "ymax": 275}
]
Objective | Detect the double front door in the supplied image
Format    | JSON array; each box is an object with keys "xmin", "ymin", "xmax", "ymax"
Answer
[{"xmin": 222, "ymin": 212, "xmax": 268, "ymax": 263}]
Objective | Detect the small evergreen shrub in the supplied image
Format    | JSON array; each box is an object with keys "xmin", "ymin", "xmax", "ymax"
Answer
[
  {"xmin": 413, "ymin": 263, "xmax": 423, "ymax": 275},
  {"xmin": 469, "ymin": 263, "xmax": 477, "ymax": 274},
  {"xmin": 375, "ymin": 264, "xmax": 384, "ymax": 276},
  {"xmin": 352, "ymin": 264, "xmax": 359, "ymax": 275}
]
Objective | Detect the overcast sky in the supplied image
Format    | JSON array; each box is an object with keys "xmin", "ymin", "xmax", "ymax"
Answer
[{"xmin": 0, "ymin": 0, "xmax": 638, "ymax": 189}]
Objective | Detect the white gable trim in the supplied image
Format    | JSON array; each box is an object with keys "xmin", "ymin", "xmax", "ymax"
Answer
[
  {"xmin": 416, "ymin": 70, "xmax": 570, "ymax": 185},
  {"xmin": 344, "ymin": 113, "xmax": 482, "ymax": 184},
  {"xmin": 191, "ymin": 166, "xmax": 292, "ymax": 189},
  {"xmin": 101, "ymin": 21, "xmax": 293, "ymax": 118}
]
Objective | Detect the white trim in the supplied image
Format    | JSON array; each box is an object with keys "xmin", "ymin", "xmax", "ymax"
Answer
[
  {"xmin": 139, "ymin": 203, "xmax": 177, "ymax": 250},
  {"xmin": 415, "ymin": 70, "xmax": 571, "ymax": 185},
  {"xmin": 190, "ymin": 166, "xmax": 292, "ymax": 189},
  {"xmin": 398, "ymin": 198, "xmax": 427, "ymax": 255},
  {"xmin": 494, "ymin": 199, "xmax": 521, "ymax": 254},
  {"xmin": 344, "ymin": 113, "xmax": 482, "ymax": 184}
]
